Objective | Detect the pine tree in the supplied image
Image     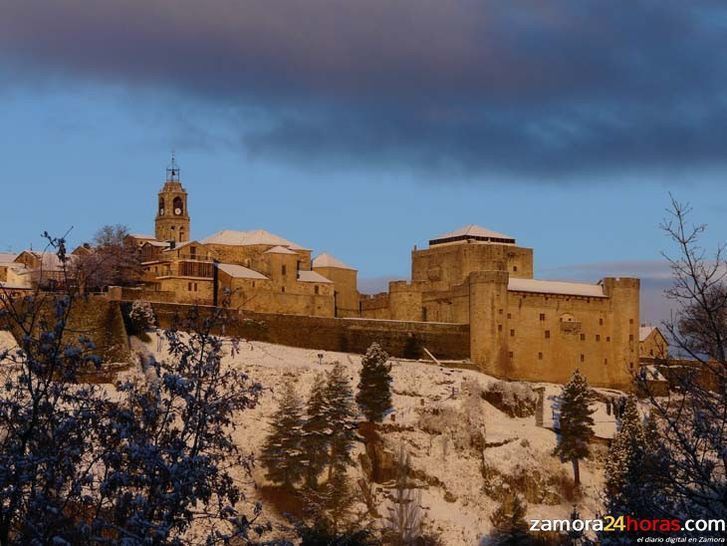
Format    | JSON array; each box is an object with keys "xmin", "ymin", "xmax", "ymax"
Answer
[
  {"xmin": 553, "ymin": 369, "xmax": 595, "ymax": 486},
  {"xmin": 356, "ymin": 342, "xmax": 393, "ymax": 423},
  {"xmin": 602, "ymin": 398, "xmax": 666, "ymax": 545},
  {"xmin": 302, "ymin": 373, "xmax": 331, "ymax": 489},
  {"xmin": 321, "ymin": 465, "xmax": 355, "ymax": 535},
  {"xmin": 259, "ymin": 380, "xmax": 306, "ymax": 489},
  {"xmin": 488, "ymin": 492, "xmax": 532, "ymax": 546},
  {"xmin": 325, "ymin": 363, "xmax": 358, "ymax": 473}
]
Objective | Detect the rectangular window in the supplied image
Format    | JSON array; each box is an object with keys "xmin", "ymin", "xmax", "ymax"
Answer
[
  {"xmin": 539, "ymin": 313, "xmax": 545, "ymax": 321},
  {"xmin": 545, "ymin": 330, "xmax": 550, "ymax": 339},
  {"xmin": 606, "ymin": 336, "xmax": 610, "ymax": 342},
  {"xmin": 513, "ymin": 265, "xmax": 518, "ymax": 272},
  {"xmin": 604, "ymin": 358, "xmax": 608, "ymax": 365},
  {"xmin": 510, "ymin": 329, "xmax": 515, "ymax": 337},
  {"xmin": 599, "ymin": 318, "xmax": 603, "ymax": 325},
  {"xmin": 596, "ymin": 334, "xmax": 601, "ymax": 342},
  {"xmin": 314, "ymin": 285, "xmax": 319, "ymax": 295},
  {"xmin": 281, "ymin": 286, "xmax": 286, "ymax": 293},
  {"xmin": 498, "ymin": 324, "xmax": 503, "ymax": 332},
  {"xmin": 508, "ymin": 351, "xmax": 513, "ymax": 359},
  {"xmin": 580, "ymin": 333, "xmax": 585, "ymax": 341},
  {"xmin": 282, "ymin": 265, "xmax": 287, "ymax": 276},
  {"xmin": 580, "ymin": 354, "xmax": 585, "ymax": 363},
  {"xmin": 507, "ymin": 313, "xmax": 512, "ymax": 319},
  {"xmin": 187, "ymin": 282, "xmax": 192, "ymax": 291},
  {"xmin": 498, "ymin": 308, "xmax": 503, "ymax": 315},
  {"xmin": 629, "ymin": 334, "xmax": 634, "ymax": 341},
  {"xmin": 538, "ymin": 352, "xmax": 543, "ymax": 360},
  {"xmin": 194, "ymin": 283, "xmax": 198, "ymax": 292}
]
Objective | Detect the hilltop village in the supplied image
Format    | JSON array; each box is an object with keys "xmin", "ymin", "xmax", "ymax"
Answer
[{"xmin": 0, "ymin": 161, "xmax": 667, "ymax": 390}]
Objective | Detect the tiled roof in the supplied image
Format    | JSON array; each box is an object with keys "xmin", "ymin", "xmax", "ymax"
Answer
[
  {"xmin": 217, "ymin": 263, "xmax": 268, "ymax": 280},
  {"xmin": 508, "ymin": 278, "xmax": 606, "ymax": 298},
  {"xmin": 298, "ymin": 270, "xmax": 333, "ymax": 283},
  {"xmin": 313, "ymin": 252, "xmax": 356, "ymax": 270},
  {"xmin": 202, "ymin": 229, "xmax": 307, "ymax": 250}
]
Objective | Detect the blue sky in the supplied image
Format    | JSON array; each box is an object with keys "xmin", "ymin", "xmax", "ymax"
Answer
[{"xmin": 1, "ymin": 1, "xmax": 726, "ymax": 322}]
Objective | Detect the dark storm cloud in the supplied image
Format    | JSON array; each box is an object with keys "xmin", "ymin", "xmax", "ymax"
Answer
[{"xmin": 2, "ymin": 0, "xmax": 726, "ymax": 177}]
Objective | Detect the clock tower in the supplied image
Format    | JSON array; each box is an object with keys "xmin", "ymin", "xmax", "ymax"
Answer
[{"xmin": 155, "ymin": 154, "xmax": 190, "ymax": 243}]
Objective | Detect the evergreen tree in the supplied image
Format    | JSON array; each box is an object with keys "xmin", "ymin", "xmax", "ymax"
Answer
[
  {"xmin": 302, "ymin": 373, "xmax": 331, "ymax": 489},
  {"xmin": 356, "ymin": 342, "xmax": 394, "ymax": 423},
  {"xmin": 259, "ymin": 380, "xmax": 306, "ymax": 489},
  {"xmin": 488, "ymin": 492, "xmax": 532, "ymax": 546},
  {"xmin": 601, "ymin": 398, "xmax": 666, "ymax": 544},
  {"xmin": 325, "ymin": 363, "xmax": 358, "ymax": 472},
  {"xmin": 553, "ymin": 369, "xmax": 595, "ymax": 485},
  {"xmin": 321, "ymin": 465, "xmax": 356, "ymax": 535}
]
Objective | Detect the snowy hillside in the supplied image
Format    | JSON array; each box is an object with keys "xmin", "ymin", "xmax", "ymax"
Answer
[{"xmin": 131, "ymin": 333, "xmax": 621, "ymax": 545}]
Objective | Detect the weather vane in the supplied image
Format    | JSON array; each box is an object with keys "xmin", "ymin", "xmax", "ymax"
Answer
[{"xmin": 166, "ymin": 150, "xmax": 180, "ymax": 182}]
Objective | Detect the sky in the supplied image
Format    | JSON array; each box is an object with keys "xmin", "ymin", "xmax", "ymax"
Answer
[{"xmin": 1, "ymin": 1, "xmax": 726, "ymax": 323}]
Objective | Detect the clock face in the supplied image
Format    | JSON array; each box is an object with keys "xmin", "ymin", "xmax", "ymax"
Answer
[{"xmin": 174, "ymin": 208, "xmax": 182, "ymax": 216}]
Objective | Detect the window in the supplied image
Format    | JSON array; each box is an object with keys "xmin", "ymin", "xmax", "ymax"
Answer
[
  {"xmin": 194, "ymin": 282, "xmax": 198, "ymax": 292},
  {"xmin": 187, "ymin": 282, "xmax": 192, "ymax": 291},
  {"xmin": 513, "ymin": 265, "xmax": 518, "ymax": 272},
  {"xmin": 190, "ymin": 246, "xmax": 196, "ymax": 259},
  {"xmin": 599, "ymin": 318, "xmax": 603, "ymax": 325},
  {"xmin": 508, "ymin": 351, "xmax": 513, "ymax": 359},
  {"xmin": 604, "ymin": 358, "xmax": 608, "ymax": 365},
  {"xmin": 596, "ymin": 334, "xmax": 601, "ymax": 342},
  {"xmin": 510, "ymin": 329, "xmax": 515, "ymax": 337},
  {"xmin": 580, "ymin": 354, "xmax": 585, "ymax": 363},
  {"xmin": 498, "ymin": 324, "xmax": 503, "ymax": 332},
  {"xmin": 580, "ymin": 333, "xmax": 585, "ymax": 341},
  {"xmin": 544, "ymin": 330, "xmax": 550, "ymax": 339},
  {"xmin": 314, "ymin": 285, "xmax": 319, "ymax": 295},
  {"xmin": 282, "ymin": 265, "xmax": 287, "ymax": 276},
  {"xmin": 281, "ymin": 286, "xmax": 286, "ymax": 293},
  {"xmin": 498, "ymin": 308, "xmax": 503, "ymax": 315},
  {"xmin": 538, "ymin": 352, "xmax": 543, "ymax": 360},
  {"xmin": 629, "ymin": 334, "xmax": 634, "ymax": 341},
  {"xmin": 606, "ymin": 336, "xmax": 610, "ymax": 342},
  {"xmin": 629, "ymin": 318, "xmax": 634, "ymax": 325},
  {"xmin": 507, "ymin": 313, "xmax": 512, "ymax": 319},
  {"xmin": 539, "ymin": 313, "xmax": 545, "ymax": 321}
]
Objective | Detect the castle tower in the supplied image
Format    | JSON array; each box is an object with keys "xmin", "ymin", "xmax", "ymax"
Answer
[{"xmin": 155, "ymin": 154, "xmax": 190, "ymax": 243}]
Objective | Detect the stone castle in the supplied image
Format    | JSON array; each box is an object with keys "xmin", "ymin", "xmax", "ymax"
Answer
[{"xmin": 2, "ymin": 160, "xmax": 643, "ymax": 389}]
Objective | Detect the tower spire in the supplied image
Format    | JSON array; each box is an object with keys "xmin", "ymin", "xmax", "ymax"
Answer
[{"xmin": 166, "ymin": 150, "xmax": 180, "ymax": 182}]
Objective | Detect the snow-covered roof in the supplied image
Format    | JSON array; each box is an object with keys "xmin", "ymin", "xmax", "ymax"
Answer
[
  {"xmin": 162, "ymin": 240, "xmax": 204, "ymax": 252},
  {"xmin": 0, "ymin": 252, "xmax": 18, "ymax": 265},
  {"xmin": 217, "ymin": 263, "xmax": 268, "ymax": 280},
  {"xmin": 508, "ymin": 278, "xmax": 606, "ymax": 298},
  {"xmin": 264, "ymin": 245, "xmax": 298, "ymax": 255},
  {"xmin": 313, "ymin": 252, "xmax": 356, "ymax": 271},
  {"xmin": 144, "ymin": 240, "xmax": 170, "ymax": 248},
  {"xmin": 639, "ymin": 326, "xmax": 656, "ymax": 341},
  {"xmin": 128, "ymin": 233, "xmax": 156, "ymax": 240},
  {"xmin": 298, "ymin": 270, "xmax": 333, "ymax": 284},
  {"xmin": 430, "ymin": 224, "xmax": 515, "ymax": 246},
  {"xmin": 202, "ymin": 229, "xmax": 308, "ymax": 250}
]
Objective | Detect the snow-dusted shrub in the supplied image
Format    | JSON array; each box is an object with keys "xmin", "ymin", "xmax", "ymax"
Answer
[
  {"xmin": 129, "ymin": 300, "xmax": 156, "ymax": 330},
  {"xmin": 416, "ymin": 390, "xmax": 486, "ymax": 455},
  {"xmin": 483, "ymin": 380, "xmax": 537, "ymax": 418}
]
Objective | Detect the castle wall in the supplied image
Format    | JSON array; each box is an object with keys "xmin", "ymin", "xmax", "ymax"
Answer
[
  {"xmin": 221, "ymin": 274, "xmax": 334, "ymax": 317},
  {"xmin": 312, "ymin": 266, "xmax": 359, "ymax": 317},
  {"xmin": 411, "ymin": 242, "xmax": 533, "ymax": 291},
  {"xmin": 148, "ymin": 302, "xmax": 470, "ymax": 360},
  {"xmin": 359, "ymin": 293, "xmax": 391, "ymax": 319},
  {"xmin": 468, "ymin": 275, "xmax": 639, "ymax": 390}
]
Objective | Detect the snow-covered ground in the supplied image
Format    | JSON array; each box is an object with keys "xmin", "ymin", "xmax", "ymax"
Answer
[{"xmin": 129, "ymin": 333, "xmax": 620, "ymax": 545}]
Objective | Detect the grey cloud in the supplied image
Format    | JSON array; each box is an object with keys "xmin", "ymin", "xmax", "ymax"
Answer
[{"xmin": 2, "ymin": 0, "xmax": 726, "ymax": 178}]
